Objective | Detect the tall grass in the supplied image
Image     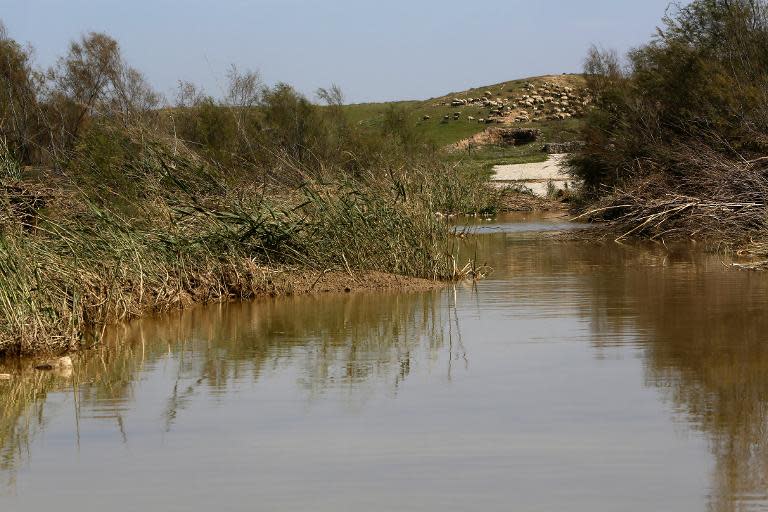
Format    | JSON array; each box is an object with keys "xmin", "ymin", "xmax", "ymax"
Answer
[
  {"xmin": 0, "ymin": 126, "xmax": 470, "ymax": 355},
  {"xmin": 0, "ymin": 138, "xmax": 20, "ymax": 181},
  {"xmin": 0, "ymin": 26, "xmax": 505, "ymax": 355}
]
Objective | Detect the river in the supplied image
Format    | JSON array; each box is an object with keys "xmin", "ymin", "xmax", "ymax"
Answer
[{"xmin": 1, "ymin": 213, "xmax": 767, "ymax": 511}]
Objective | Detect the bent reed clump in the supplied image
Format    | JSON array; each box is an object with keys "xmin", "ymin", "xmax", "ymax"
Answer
[
  {"xmin": 569, "ymin": 0, "xmax": 768, "ymax": 250},
  {"xmin": 0, "ymin": 125, "xmax": 469, "ymax": 355},
  {"xmin": 0, "ymin": 26, "xmax": 497, "ymax": 355}
]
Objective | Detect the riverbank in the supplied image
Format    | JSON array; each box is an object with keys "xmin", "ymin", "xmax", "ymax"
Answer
[
  {"xmin": 0, "ymin": 267, "xmax": 443, "ymax": 366},
  {"xmin": 483, "ymin": 154, "xmax": 574, "ymax": 212},
  {"xmin": 492, "ymin": 154, "xmax": 574, "ymax": 196},
  {"xmin": 563, "ymin": 2, "xmax": 768, "ymax": 255},
  {"xmin": 0, "ymin": 171, "xmax": 462, "ymax": 356},
  {"xmin": 1, "ymin": 125, "xmax": 496, "ymax": 357},
  {"xmin": 564, "ymin": 194, "xmax": 768, "ymax": 259},
  {"xmin": 0, "ymin": 30, "xmax": 585, "ymax": 358}
]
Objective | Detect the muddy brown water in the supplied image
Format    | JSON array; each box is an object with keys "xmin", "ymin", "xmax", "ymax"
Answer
[{"xmin": 2, "ymin": 213, "xmax": 768, "ymax": 511}]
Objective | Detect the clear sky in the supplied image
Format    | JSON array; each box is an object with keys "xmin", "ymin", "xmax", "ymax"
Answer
[{"xmin": 1, "ymin": 0, "xmax": 679, "ymax": 104}]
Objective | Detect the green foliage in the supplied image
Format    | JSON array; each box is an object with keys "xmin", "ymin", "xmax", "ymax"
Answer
[
  {"xmin": 0, "ymin": 138, "xmax": 21, "ymax": 181},
  {"xmin": 173, "ymin": 96, "xmax": 242, "ymax": 164},
  {"xmin": 0, "ymin": 115, "xmax": 496, "ymax": 354},
  {"xmin": 381, "ymin": 104, "xmax": 426, "ymax": 151},
  {"xmin": 0, "ymin": 25, "xmax": 510, "ymax": 354},
  {"xmin": 570, "ymin": 0, "xmax": 768, "ymax": 195},
  {"xmin": 0, "ymin": 25, "xmax": 40, "ymax": 165},
  {"xmin": 260, "ymin": 83, "xmax": 325, "ymax": 164}
]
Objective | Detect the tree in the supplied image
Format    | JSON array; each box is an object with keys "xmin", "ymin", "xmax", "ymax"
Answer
[
  {"xmin": 0, "ymin": 21, "xmax": 41, "ymax": 164},
  {"xmin": 48, "ymin": 31, "xmax": 159, "ymax": 152},
  {"xmin": 261, "ymin": 83, "xmax": 323, "ymax": 164},
  {"xmin": 570, "ymin": 0, "xmax": 768, "ymax": 194},
  {"xmin": 224, "ymin": 65, "xmax": 261, "ymax": 109}
]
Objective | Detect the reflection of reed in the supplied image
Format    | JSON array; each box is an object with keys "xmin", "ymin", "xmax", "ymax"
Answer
[
  {"xmin": 0, "ymin": 288, "xmax": 455, "ymax": 489},
  {"xmin": 477, "ymin": 230, "xmax": 768, "ymax": 512},
  {"xmin": 447, "ymin": 285, "xmax": 469, "ymax": 381},
  {"xmin": 0, "ymin": 370, "xmax": 60, "ymax": 492},
  {"xmin": 0, "ymin": 337, "xmax": 151, "ymax": 491}
]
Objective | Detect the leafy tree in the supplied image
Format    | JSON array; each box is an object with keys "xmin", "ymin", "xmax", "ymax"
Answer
[
  {"xmin": 571, "ymin": 0, "xmax": 768, "ymax": 194},
  {"xmin": 261, "ymin": 83, "xmax": 324, "ymax": 164},
  {"xmin": 0, "ymin": 21, "xmax": 41, "ymax": 164},
  {"xmin": 47, "ymin": 31, "xmax": 159, "ymax": 153}
]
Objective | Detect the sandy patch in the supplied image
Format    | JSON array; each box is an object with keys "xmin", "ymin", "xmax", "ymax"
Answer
[
  {"xmin": 492, "ymin": 154, "xmax": 577, "ymax": 197},
  {"xmin": 493, "ymin": 154, "xmax": 569, "ymax": 181}
]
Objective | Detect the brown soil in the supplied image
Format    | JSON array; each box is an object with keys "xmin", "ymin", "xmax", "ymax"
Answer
[
  {"xmin": 451, "ymin": 128, "xmax": 503, "ymax": 152},
  {"xmin": 499, "ymin": 191, "xmax": 568, "ymax": 212},
  {"xmin": 273, "ymin": 269, "xmax": 444, "ymax": 295}
]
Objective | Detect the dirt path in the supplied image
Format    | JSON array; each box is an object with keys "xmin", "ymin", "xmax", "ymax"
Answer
[{"xmin": 492, "ymin": 154, "xmax": 573, "ymax": 196}]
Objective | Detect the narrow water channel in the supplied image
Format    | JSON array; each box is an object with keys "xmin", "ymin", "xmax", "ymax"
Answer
[{"xmin": 2, "ymin": 214, "xmax": 767, "ymax": 511}]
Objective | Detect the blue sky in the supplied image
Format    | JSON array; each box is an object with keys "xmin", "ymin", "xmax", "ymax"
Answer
[{"xmin": 1, "ymin": 0, "xmax": 678, "ymax": 103}]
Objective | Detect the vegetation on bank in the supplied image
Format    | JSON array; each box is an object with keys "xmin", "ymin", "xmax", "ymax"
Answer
[
  {"xmin": 570, "ymin": 0, "xmax": 768, "ymax": 248},
  {"xmin": 443, "ymin": 117, "xmax": 584, "ymax": 182},
  {"xmin": 0, "ymin": 24, "xmax": 499, "ymax": 355}
]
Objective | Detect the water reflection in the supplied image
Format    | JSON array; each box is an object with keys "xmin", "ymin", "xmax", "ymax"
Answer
[
  {"xmin": 2, "ymin": 217, "xmax": 768, "ymax": 511},
  {"xmin": 0, "ymin": 290, "xmax": 454, "ymax": 493},
  {"xmin": 585, "ymin": 250, "xmax": 768, "ymax": 512},
  {"xmin": 477, "ymin": 224, "xmax": 768, "ymax": 512}
]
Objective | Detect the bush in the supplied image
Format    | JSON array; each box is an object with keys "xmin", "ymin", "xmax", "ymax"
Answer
[
  {"xmin": 570, "ymin": 0, "xmax": 768, "ymax": 197},
  {"xmin": 0, "ymin": 23, "xmax": 40, "ymax": 166}
]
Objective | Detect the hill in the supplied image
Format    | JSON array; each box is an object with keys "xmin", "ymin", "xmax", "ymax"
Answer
[
  {"xmin": 342, "ymin": 74, "xmax": 590, "ymax": 175},
  {"xmin": 344, "ymin": 74, "xmax": 588, "ymax": 144}
]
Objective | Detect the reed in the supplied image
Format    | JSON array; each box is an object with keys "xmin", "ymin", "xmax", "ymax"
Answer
[{"xmin": 0, "ymin": 126, "xmax": 481, "ymax": 355}]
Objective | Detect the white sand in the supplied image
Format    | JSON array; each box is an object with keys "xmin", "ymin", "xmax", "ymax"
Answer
[
  {"xmin": 492, "ymin": 154, "xmax": 575, "ymax": 196},
  {"xmin": 493, "ymin": 154, "xmax": 569, "ymax": 181}
]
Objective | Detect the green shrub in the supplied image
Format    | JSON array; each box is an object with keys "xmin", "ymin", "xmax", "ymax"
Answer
[
  {"xmin": 570, "ymin": 0, "xmax": 768, "ymax": 196},
  {"xmin": 0, "ymin": 138, "xmax": 21, "ymax": 181}
]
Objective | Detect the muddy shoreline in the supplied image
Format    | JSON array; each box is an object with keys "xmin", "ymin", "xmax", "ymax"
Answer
[{"xmin": 0, "ymin": 268, "xmax": 445, "ymax": 360}]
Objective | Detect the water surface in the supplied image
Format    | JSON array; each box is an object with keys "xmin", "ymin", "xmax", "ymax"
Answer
[{"xmin": 2, "ymin": 214, "xmax": 767, "ymax": 511}]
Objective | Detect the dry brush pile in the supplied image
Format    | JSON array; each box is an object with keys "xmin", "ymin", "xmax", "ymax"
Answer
[{"xmin": 575, "ymin": 143, "xmax": 768, "ymax": 247}]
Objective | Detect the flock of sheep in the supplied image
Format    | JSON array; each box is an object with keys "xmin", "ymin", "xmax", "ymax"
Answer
[{"xmin": 425, "ymin": 80, "xmax": 593, "ymax": 126}]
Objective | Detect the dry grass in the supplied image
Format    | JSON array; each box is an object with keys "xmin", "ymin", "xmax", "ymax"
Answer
[
  {"xmin": 572, "ymin": 143, "xmax": 768, "ymax": 250},
  {"xmin": 0, "ymin": 127, "xmax": 492, "ymax": 356}
]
